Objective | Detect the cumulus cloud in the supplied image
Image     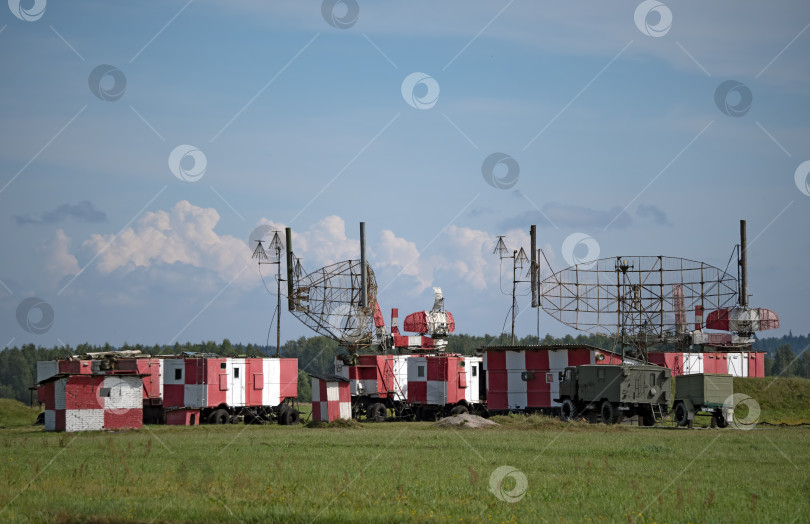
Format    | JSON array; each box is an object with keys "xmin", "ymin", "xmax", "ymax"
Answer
[
  {"xmin": 441, "ymin": 225, "xmax": 536, "ymax": 291},
  {"xmin": 252, "ymin": 215, "xmax": 361, "ymax": 273},
  {"xmin": 43, "ymin": 229, "xmax": 79, "ymax": 284},
  {"xmin": 82, "ymin": 200, "xmax": 253, "ymax": 288},
  {"xmin": 76, "ymin": 204, "xmax": 557, "ymax": 305},
  {"xmin": 374, "ymin": 229, "xmax": 436, "ymax": 293},
  {"xmin": 16, "ymin": 201, "xmax": 106, "ymax": 225},
  {"xmin": 442, "ymin": 226, "xmax": 494, "ymax": 290}
]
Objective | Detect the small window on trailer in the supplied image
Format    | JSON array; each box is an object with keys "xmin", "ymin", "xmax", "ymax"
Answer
[
  {"xmin": 175, "ymin": 368, "xmax": 182, "ymax": 381},
  {"xmin": 99, "ymin": 388, "xmax": 111, "ymax": 397},
  {"xmin": 472, "ymin": 365, "xmax": 477, "ymax": 377},
  {"xmin": 234, "ymin": 367, "xmax": 240, "ymax": 378},
  {"xmin": 417, "ymin": 365, "xmax": 425, "ymax": 378},
  {"xmin": 220, "ymin": 362, "xmax": 226, "ymax": 369}
]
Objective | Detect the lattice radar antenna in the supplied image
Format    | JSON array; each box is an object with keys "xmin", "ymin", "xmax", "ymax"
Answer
[
  {"xmin": 533, "ymin": 220, "xmax": 778, "ymax": 361},
  {"xmin": 540, "ymin": 256, "xmax": 736, "ymax": 351},
  {"xmin": 283, "ymin": 223, "xmax": 377, "ymax": 353}
]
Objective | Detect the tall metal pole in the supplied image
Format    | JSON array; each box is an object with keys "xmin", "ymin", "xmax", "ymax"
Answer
[
  {"xmin": 739, "ymin": 219, "xmax": 748, "ymax": 308},
  {"xmin": 276, "ymin": 242, "xmax": 282, "ymax": 358},
  {"xmin": 530, "ymin": 225, "xmax": 539, "ymax": 343},
  {"xmin": 360, "ymin": 222, "xmax": 367, "ymax": 309},
  {"xmin": 511, "ymin": 250, "xmax": 517, "ymax": 345},
  {"xmin": 285, "ymin": 228, "xmax": 294, "ymax": 311},
  {"xmin": 537, "ymin": 248, "xmax": 541, "ymax": 342},
  {"xmin": 530, "ymin": 225, "xmax": 537, "ymax": 308}
]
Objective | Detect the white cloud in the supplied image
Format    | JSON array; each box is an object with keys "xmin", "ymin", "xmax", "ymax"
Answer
[
  {"xmin": 374, "ymin": 229, "xmax": 436, "ymax": 293},
  {"xmin": 442, "ymin": 225, "xmax": 535, "ymax": 290},
  {"xmin": 301, "ymin": 215, "xmax": 360, "ymax": 267},
  {"xmin": 44, "ymin": 229, "xmax": 79, "ymax": 284},
  {"xmin": 75, "ymin": 204, "xmax": 564, "ymax": 318},
  {"xmin": 442, "ymin": 225, "xmax": 494, "ymax": 290},
  {"xmin": 82, "ymin": 201, "xmax": 254, "ymax": 288},
  {"xmin": 254, "ymin": 215, "xmax": 360, "ymax": 272}
]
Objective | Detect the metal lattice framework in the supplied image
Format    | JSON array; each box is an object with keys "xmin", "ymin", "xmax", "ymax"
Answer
[
  {"xmin": 540, "ymin": 256, "xmax": 738, "ymax": 348},
  {"xmin": 289, "ymin": 260, "xmax": 377, "ymax": 347}
]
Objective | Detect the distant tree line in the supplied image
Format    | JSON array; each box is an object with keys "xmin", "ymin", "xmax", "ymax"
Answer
[{"xmin": 1, "ymin": 333, "xmax": 808, "ymax": 404}]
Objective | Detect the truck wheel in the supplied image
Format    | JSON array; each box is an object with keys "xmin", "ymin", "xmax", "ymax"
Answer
[
  {"xmin": 451, "ymin": 405, "xmax": 469, "ymax": 416},
  {"xmin": 277, "ymin": 405, "xmax": 289, "ymax": 425},
  {"xmin": 715, "ymin": 411, "xmax": 728, "ymax": 428},
  {"xmin": 210, "ymin": 409, "xmax": 229, "ymax": 425},
  {"xmin": 560, "ymin": 399, "xmax": 576, "ymax": 421},
  {"xmin": 367, "ymin": 403, "xmax": 386, "ymax": 422},
  {"xmin": 600, "ymin": 401, "xmax": 618, "ymax": 425},
  {"xmin": 674, "ymin": 403, "xmax": 688, "ymax": 427},
  {"xmin": 641, "ymin": 410, "xmax": 656, "ymax": 427},
  {"xmin": 284, "ymin": 408, "xmax": 300, "ymax": 426}
]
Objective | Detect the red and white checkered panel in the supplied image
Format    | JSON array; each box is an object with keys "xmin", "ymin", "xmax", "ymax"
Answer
[
  {"xmin": 162, "ymin": 359, "xmax": 186, "ymax": 408},
  {"xmin": 407, "ymin": 355, "xmax": 471, "ymax": 406},
  {"xmin": 484, "ymin": 348, "xmax": 603, "ymax": 410},
  {"xmin": 43, "ymin": 375, "xmax": 143, "ymax": 432},
  {"xmin": 335, "ymin": 355, "xmax": 409, "ymax": 400},
  {"xmin": 149, "ymin": 357, "xmax": 298, "ymax": 410},
  {"xmin": 648, "ymin": 351, "xmax": 765, "ymax": 377},
  {"xmin": 116, "ymin": 358, "xmax": 162, "ymax": 400},
  {"xmin": 311, "ymin": 378, "xmax": 351, "ymax": 422}
]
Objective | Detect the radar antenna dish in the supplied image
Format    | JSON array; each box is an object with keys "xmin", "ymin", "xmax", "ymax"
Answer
[
  {"xmin": 539, "ymin": 255, "xmax": 739, "ymax": 360},
  {"xmin": 289, "ymin": 259, "xmax": 378, "ymax": 350}
]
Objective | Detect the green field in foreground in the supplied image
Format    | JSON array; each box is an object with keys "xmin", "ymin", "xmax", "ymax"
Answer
[{"xmin": 0, "ymin": 417, "xmax": 808, "ymax": 523}]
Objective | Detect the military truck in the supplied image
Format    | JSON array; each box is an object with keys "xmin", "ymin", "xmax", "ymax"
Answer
[
  {"xmin": 672, "ymin": 373, "xmax": 733, "ymax": 428},
  {"xmin": 556, "ymin": 364, "xmax": 671, "ymax": 425}
]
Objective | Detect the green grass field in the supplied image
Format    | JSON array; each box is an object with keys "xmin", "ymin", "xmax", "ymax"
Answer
[
  {"xmin": 2, "ymin": 377, "xmax": 809, "ymax": 523},
  {"xmin": 1, "ymin": 413, "xmax": 808, "ymax": 523}
]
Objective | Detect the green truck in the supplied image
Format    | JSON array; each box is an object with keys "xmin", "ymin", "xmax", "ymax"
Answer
[
  {"xmin": 556, "ymin": 364, "xmax": 672, "ymax": 425},
  {"xmin": 672, "ymin": 373, "xmax": 733, "ymax": 428}
]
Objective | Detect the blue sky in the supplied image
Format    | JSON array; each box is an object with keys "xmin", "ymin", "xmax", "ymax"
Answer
[{"xmin": 1, "ymin": 0, "xmax": 808, "ymax": 348}]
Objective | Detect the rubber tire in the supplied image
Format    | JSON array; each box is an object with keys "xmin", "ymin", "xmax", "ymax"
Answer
[
  {"xmin": 277, "ymin": 405, "xmax": 289, "ymax": 425},
  {"xmin": 674, "ymin": 402, "xmax": 688, "ymax": 427},
  {"xmin": 641, "ymin": 410, "xmax": 656, "ymax": 427},
  {"xmin": 560, "ymin": 399, "xmax": 576, "ymax": 421},
  {"xmin": 715, "ymin": 411, "xmax": 728, "ymax": 428},
  {"xmin": 284, "ymin": 408, "xmax": 299, "ymax": 425},
  {"xmin": 451, "ymin": 405, "xmax": 469, "ymax": 416},
  {"xmin": 210, "ymin": 408, "xmax": 229, "ymax": 425},
  {"xmin": 367, "ymin": 403, "xmax": 386, "ymax": 422},
  {"xmin": 600, "ymin": 401, "xmax": 618, "ymax": 425}
]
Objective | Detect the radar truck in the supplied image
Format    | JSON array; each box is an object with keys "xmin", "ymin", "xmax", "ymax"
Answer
[{"xmin": 556, "ymin": 364, "xmax": 671, "ymax": 425}]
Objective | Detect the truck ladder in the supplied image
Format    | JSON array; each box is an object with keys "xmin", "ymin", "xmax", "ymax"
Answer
[{"xmin": 650, "ymin": 403, "xmax": 666, "ymax": 425}]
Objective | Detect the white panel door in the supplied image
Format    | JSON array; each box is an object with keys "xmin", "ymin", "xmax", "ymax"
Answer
[
  {"xmin": 227, "ymin": 359, "xmax": 246, "ymax": 406},
  {"xmin": 263, "ymin": 359, "xmax": 281, "ymax": 406}
]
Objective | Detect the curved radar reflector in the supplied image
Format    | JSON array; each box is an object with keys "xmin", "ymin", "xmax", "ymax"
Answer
[
  {"xmin": 289, "ymin": 260, "xmax": 378, "ymax": 347},
  {"xmin": 539, "ymin": 256, "xmax": 738, "ymax": 343}
]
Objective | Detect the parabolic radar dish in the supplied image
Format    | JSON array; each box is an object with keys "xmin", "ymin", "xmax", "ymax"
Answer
[{"xmin": 289, "ymin": 259, "xmax": 378, "ymax": 347}]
